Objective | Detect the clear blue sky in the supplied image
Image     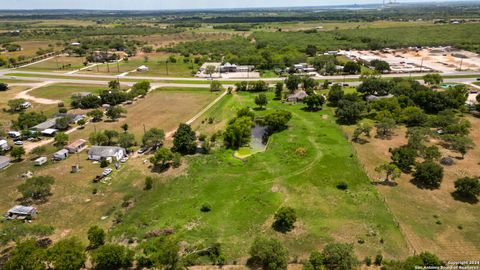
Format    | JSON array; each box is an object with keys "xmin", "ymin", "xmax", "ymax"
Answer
[{"xmin": 2, "ymin": 0, "xmax": 452, "ymax": 10}]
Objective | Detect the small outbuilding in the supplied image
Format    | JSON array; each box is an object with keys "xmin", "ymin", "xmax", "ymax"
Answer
[
  {"xmin": 53, "ymin": 149, "xmax": 69, "ymax": 161},
  {"xmin": 88, "ymin": 146, "xmax": 126, "ymax": 162},
  {"xmin": 286, "ymin": 90, "xmax": 308, "ymax": 103},
  {"xmin": 137, "ymin": 65, "xmax": 149, "ymax": 72},
  {"xmin": 41, "ymin": 128, "xmax": 58, "ymax": 136},
  {"xmin": 65, "ymin": 139, "xmax": 87, "ymax": 153},
  {"xmin": 6, "ymin": 205, "xmax": 37, "ymax": 220},
  {"xmin": 34, "ymin": 157, "xmax": 48, "ymax": 166},
  {"xmin": 0, "ymin": 156, "xmax": 11, "ymax": 170}
]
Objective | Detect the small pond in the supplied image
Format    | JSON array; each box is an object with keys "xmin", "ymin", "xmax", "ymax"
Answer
[{"xmin": 234, "ymin": 124, "xmax": 268, "ymax": 159}]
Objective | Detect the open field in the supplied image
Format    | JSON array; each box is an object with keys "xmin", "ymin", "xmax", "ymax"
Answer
[
  {"xmin": 68, "ymin": 88, "xmax": 219, "ymax": 141},
  {"xmin": 263, "ymin": 20, "xmax": 436, "ymax": 32},
  {"xmin": 344, "ymin": 117, "xmax": 480, "ymax": 259},
  {"xmin": 0, "ymin": 40, "xmax": 61, "ymax": 60},
  {"xmin": 109, "ymin": 92, "xmax": 410, "ymax": 261},
  {"xmin": 19, "ymin": 56, "xmax": 86, "ymax": 72},
  {"xmin": 29, "ymin": 83, "xmax": 106, "ymax": 105}
]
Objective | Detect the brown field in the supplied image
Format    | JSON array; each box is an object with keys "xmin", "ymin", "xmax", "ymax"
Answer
[
  {"xmin": 19, "ymin": 56, "xmax": 86, "ymax": 72},
  {"xmin": 345, "ymin": 116, "xmax": 480, "ymax": 260},
  {"xmin": 0, "ymin": 40, "xmax": 62, "ymax": 60},
  {"xmin": 135, "ymin": 32, "xmax": 237, "ymax": 48}
]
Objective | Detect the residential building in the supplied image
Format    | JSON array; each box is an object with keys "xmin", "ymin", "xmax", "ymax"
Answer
[
  {"xmin": 286, "ymin": 90, "xmax": 308, "ymax": 103},
  {"xmin": 88, "ymin": 146, "xmax": 126, "ymax": 162},
  {"xmin": 34, "ymin": 156, "xmax": 48, "ymax": 166},
  {"xmin": 65, "ymin": 139, "xmax": 87, "ymax": 153},
  {"xmin": 0, "ymin": 156, "xmax": 11, "ymax": 170},
  {"xmin": 53, "ymin": 149, "xmax": 69, "ymax": 161}
]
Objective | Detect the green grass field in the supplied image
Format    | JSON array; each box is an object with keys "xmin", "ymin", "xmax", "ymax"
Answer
[
  {"xmin": 19, "ymin": 56, "xmax": 86, "ymax": 72},
  {"xmin": 29, "ymin": 83, "xmax": 106, "ymax": 105},
  {"xmin": 109, "ymin": 92, "xmax": 410, "ymax": 261}
]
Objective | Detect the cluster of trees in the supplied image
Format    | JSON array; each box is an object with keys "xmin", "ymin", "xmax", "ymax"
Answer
[
  {"xmin": 235, "ymin": 80, "xmax": 270, "ymax": 92},
  {"xmin": 0, "ymin": 82, "xmax": 8, "ymax": 91},
  {"xmin": 89, "ymin": 127, "xmax": 136, "ymax": 150},
  {"xmin": 224, "ymin": 108, "xmax": 292, "ymax": 150},
  {"xmin": 17, "ymin": 175, "xmax": 55, "ymax": 201}
]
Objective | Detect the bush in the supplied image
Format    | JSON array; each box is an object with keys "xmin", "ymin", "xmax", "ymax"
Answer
[
  {"xmin": 87, "ymin": 226, "xmax": 105, "ymax": 249},
  {"xmin": 248, "ymin": 237, "xmax": 288, "ymax": 270},
  {"xmin": 412, "ymin": 161, "xmax": 444, "ymax": 189},
  {"xmin": 144, "ymin": 177, "xmax": 153, "ymax": 190},
  {"xmin": 100, "ymin": 160, "xmax": 109, "ymax": 168},
  {"xmin": 454, "ymin": 177, "xmax": 480, "ymax": 199},
  {"xmin": 272, "ymin": 207, "xmax": 297, "ymax": 233},
  {"xmin": 200, "ymin": 203, "xmax": 212, "ymax": 212},
  {"xmin": 375, "ymin": 254, "xmax": 383, "ymax": 266},
  {"xmin": 322, "ymin": 243, "xmax": 357, "ymax": 270},
  {"xmin": 336, "ymin": 181, "xmax": 348, "ymax": 190},
  {"xmin": 91, "ymin": 244, "xmax": 134, "ymax": 270}
]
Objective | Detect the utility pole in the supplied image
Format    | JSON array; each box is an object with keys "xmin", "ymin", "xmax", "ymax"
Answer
[
  {"xmin": 459, "ymin": 58, "xmax": 463, "ymax": 71},
  {"xmin": 166, "ymin": 60, "xmax": 169, "ymax": 76},
  {"xmin": 420, "ymin": 57, "xmax": 424, "ymax": 73},
  {"xmin": 55, "ymin": 56, "xmax": 59, "ymax": 69},
  {"xmin": 106, "ymin": 61, "xmax": 110, "ymax": 73},
  {"xmin": 117, "ymin": 60, "xmax": 120, "ymax": 73}
]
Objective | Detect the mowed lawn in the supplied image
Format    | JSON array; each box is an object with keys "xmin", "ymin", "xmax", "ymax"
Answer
[
  {"xmin": 18, "ymin": 56, "xmax": 86, "ymax": 72},
  {"xmin": 110, "ymin": 92, "xmax": 410, "ymax": 261},
  {"xmin": 29, "ymin": 83, "xmax": 106, "ymax": 106},
  {"xmin": 346, "ymin": 117, "xmax": 480, "ymax": 260}
]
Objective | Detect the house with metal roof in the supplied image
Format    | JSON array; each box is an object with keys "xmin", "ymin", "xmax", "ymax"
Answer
[
  {"xmin": 53, "ymin": 149, "xmax": 69, "ymax": 161},
  {"xmin": 65, "ymin": 139, "xmax": 87, "ymax": 153},
  {"xmin": 31, "ymin": 118, "xmax": 58, "ymax": 132},
  {"xmin": 0, "ymin": 156, "xmax": 11, "ymax": 170},
  {"xmin": 88, "ymin": 146, "xmax": 126, "ymax": 162},
  {"xmin": 6, "ymin": 205, "xmax": 37, "ymax": 220}
]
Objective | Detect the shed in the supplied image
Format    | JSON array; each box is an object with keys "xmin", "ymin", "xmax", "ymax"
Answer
[
  {"xmin": 0, "ymin": 156, "xmax": 11, "ymax": 170},
  {"xmin": 286, "ymin": 90, "xmax": 308, "ymax": 103},
  {"xmin": 53, "ymin": 149, "xmax": 69, "ymax": 161},
  {"xmin": 65, "ymin": 139, "xmax": 87, "ymax": 153},
  {"xmin": 6, "ymin": 205, "xmax": 37, "ymax": 220},
  {"xmin": 88, "ymin": 146, "xmax": 126, "ymax": 162},
  {"xmin": 41, "ymin": 128, "xmax": 58, "ymax": 136},
  {"xmin": 34, "ymin": 157, "xmax": 48, "ymax": 166}
]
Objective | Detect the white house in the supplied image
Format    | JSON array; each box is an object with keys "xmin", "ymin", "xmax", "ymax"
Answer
[
  {"xmin": 88, "ymin": 146, "xmax": 126, "ymax": 162},
  {"xmin": 0, "ymin": 140, "xmax": 10, "ymax": 151},
  {"xmin": 53, "ymin": 149, "xmax": 69, "ymax": 161}
]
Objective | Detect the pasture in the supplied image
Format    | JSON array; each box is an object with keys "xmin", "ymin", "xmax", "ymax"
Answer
[
  {"xmin": 29, "ymin": 83, "xmax": 106, "ymax": 105},
  {"xmin": 19, "ymin": 56, "xmax": 86, "ymax": 72},
  {"xmin": 109, "ymin": 92, "xmax": 410, "ymax": 261},
  {"xmin": 345, "ymin": 117, "xmax": 480, "ymax": 259}
]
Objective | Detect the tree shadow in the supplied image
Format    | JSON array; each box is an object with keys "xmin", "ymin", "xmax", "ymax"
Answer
[
  {"xmin": 410, "ymin": 178, "xmax": 440, "ymax": 190},
  {"xmin": 150, "ymin": 164, "xmax": 170, "ymax": 174},
  {"xmin": 451, "ymin": 191, "xmax": 479, "ymax": 204},
  {"xmin": 301, "ymin": 107, "xmax": 322, "ymax": 112},
  {"xmin": 371, "ymin": 180, "xmax": 398, "ymax": 187},
  {"xmin": 253, "ymin": 107, "xmax": 266, "ymax": 111},
  {"xmin": 352, "ymin": 138, "xmax": 370, "ymax": 145}
]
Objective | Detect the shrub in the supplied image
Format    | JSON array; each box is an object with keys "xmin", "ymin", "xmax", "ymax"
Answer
[
  {"xmin": 100, "ymin": 160, "xmax": 109, "ymax": 168},
  {"xmin": 412, "ymin": 161, "xmax": 444, "ymax": 189},
  {"xmin": 336, "ymin": 182, "xmax": 348, "ymax": 190},
  {"xmin": 144, "ymin": 177, "xmax": 153, "ymax": 190},
  {"xmin": 200, "ymin": 203, "xmax": 212, "ymax": 212},
  {"xmin": 272, "ymin": 207, "xmax": 297, "ymax": 233}
]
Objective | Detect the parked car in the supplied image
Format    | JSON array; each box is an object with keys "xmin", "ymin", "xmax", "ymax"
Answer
[
  {"xmin": 120, "ymin": 157, "xmax": 129, "ymax": 163},
  {"xmin": 102, "ymin": 168, "xmax": 113, "ymax": 177},
  {"xmin": 137, "ymin": 146, "xmax": 150, "ymax": 154},
  {"xmin": 14, "ymin": 141, "xmax": 24, "ymax": 146}
]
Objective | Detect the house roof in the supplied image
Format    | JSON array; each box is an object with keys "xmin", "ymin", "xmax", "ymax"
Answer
[
  {"xmin": 66, "ymin": 139, "xmax": 86, "ymax": 149},
  {"xmin": 0, "ymin": 156, "xmax": 11, "ymax": 164},
  {"xmin": 41, "ymin": 129, "xmax": 58, "ymax": 135},
  {"xmin": 88, "ymin": 146, "xmax": 125, "ymax": 158},
  {"xmin": 32, "ymin": 118, "xmax": 58, "ymax": 131},
  {"xmin": 8, "ymin": 205, "xmax": 36, "ymax": 215},
  {"xmin": 54, "ymin": 149, "xmax": 69, "ymax": 156},
  {"xmin": 287, "ymin": 90, "xmax": 308, "ymax": 100},
  {"xmin": 0, "ymin": 140, "xmax": 8, "ymax": 145}
]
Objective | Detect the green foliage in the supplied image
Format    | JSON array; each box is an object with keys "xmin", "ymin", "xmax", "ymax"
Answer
[
  {"xmin": 335, "ymin": 94, "xmax": 365, "ymax": 125},
  {"xmin": 263, "ymin": 109, "xmax": 292, "ymax": 133},
  {"xmin": 118, "ymin": 132, "xmax": 136, "ymax": 149},
  {"xmin": 285, "ymin": 75, "xmax": 301, "ymax": 92},
  {"xmin": 375, "ymin": 163, "xmax": 401, "ymax": 182},
  {"xmin": 303, "ymin": 94, "xmax": 325, "ymax": 111},
  {"xmin": 91, "ymin": 244, "xmax": 134, "ymax": 270},
  {"xmin": 375, "ymin": 117, "xmax": 396, "ymax": 139},
  {"xmin": 172, "ymin": 123, "xmax": 197, "ymax": 155},
  {"xmin": 0, "ymin": 82, "xmax": 8, "ymax": 91},
  {"xmin": 224, "ymin": 116, "xmax": 254, "ymax": 150},
  {"xmin": 137, "ymin": 236, "xmax": 183, "ymax": 270},
  {"xmin": 4, "ymin": 239, "xmax": 47, "ymax": 270},
  {"xmin": 413, "ymin": 161, "xmax": 444, "ymax": 189},
  {"xmin": 142, "ymin": 128, "xmax": 165, "ymax": 149},
  {"xmin": 454, "ymin": 177, "xmax": 480, "ymax": 199},
  {"xmin": 87, "ymin": 226, "xmax": 105, "ymax": 249},
  {"xmin": 11, "ymin": 146, "xmax": 26, "ymax": 160},
  {"xmin": 0, "ymin": 222, "xmax": 54, "ymax": 245},
  {"xmin": 8, "ymin": 98, "xmax": 27, "ymax": 112},
  {"xmin": 352, "ymin": 123, "xmax": 371, "ymax": 142},
  {"xmin": 14, "ymin": 112, "xmax": 47, "ymax": 130},
  {"xmin": 18, "ymin": 175, "xmax": 54, "ymax": 200},
  {"xmin": 272, "ymin": 207, "xmax": 297, "ymax": 233},
  {"xmin": 370, "ymin": 59, "xmax": 390, "ymax": 73},
  {"xmin": 150, "ymin": 147, "xmax": 175, "ymax": 169},
  {"xmin": 423, "ymin": 73, "xmax": 443, "ymax": 85},
  {"xmin": 321, "ymin": 243, "xmax": 357, "ymax": 270},
  {"xmin": 248, "ymin": 237, "xmax": 288, "ymax": 270},
  {"xmin": 87, "ymin": 109, "xmax": 104, "ymax": 122},
  {"xmin": 54, "ymin": 132, "xmax": 69, "ymax": 147},
  {"xmin": 401, "ymin": 106, "xmax": 427, "ymax": 127},
  {"xmin": 255, "ymin": 93, "xmax": 268, "ymax": 109},
  {"xmin": 343, "ymin": 61, "xmax": 361, "ymax": 74},
  {"xmin": 106, "ymin": 106, "xmax": 127, "ymax": 121},
  {"xmin": 47, "ymin": 237, "xmax": 86, "ymax": 270},
  {"xmin": 210, "ymin": 81, "xmax": 224, "ymax": 92},
  {"xmin": 144, "ymin": 177, "xmax": 153, "ymax": 190},
  {"xmin": 357, "ymin": 76, "xmax": 392, "ymax": 96},
  {"xmin": 327, "ymin": 84, "xmax": 344, "ymax": 107},
  {"xmin": 391, "ymin": 145, "xmax": 417, "ymax": 172},
  {"xmin": 442, "ymin": 135, "xmax": 474, "ymax": 159},
  {"xmin": 275, "ymin": 82, "xmax": 284, "ymax": 100}
]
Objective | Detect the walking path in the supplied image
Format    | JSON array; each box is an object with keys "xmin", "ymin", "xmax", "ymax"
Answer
[{"xmin": 13, "ymin": 56, "xmax": 56, "ymax": 69}]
